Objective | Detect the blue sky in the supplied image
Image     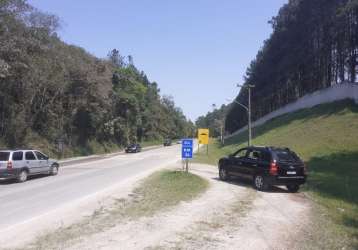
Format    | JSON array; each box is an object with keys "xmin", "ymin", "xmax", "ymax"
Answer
[{"xmin": 28, "ymin": 0, "xmax": 287, "ymax": 121}]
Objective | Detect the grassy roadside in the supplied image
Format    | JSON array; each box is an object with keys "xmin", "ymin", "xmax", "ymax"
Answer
[
  {"xmin": 141, "ymin": 140, "xmax": 163, "ymax": 148},
  {"xmin": 193, "ymin": 142, "xmax": 231, "ymax": 166},
  {"xmin": 194, "ymin": 100, "xmax": 358, "ymax": 249},
  {"xmin": 124, "ymin": 170, "xmax": 209, "ymax": 218},
  {"xmin": 0, "ymin": 131, "xmax": 165, "ymax": 160},
  {"xmin": 58, "ymin": 139, "xmax": 165, "ymax": 159},
  {"xmin": 23, "ymin": 170, "xmax": 209, "ymax": 250}
]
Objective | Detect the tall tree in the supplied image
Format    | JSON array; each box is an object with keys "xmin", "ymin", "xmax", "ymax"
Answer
[
  {"xmin": 226, "ymin": 0, "xmax": 358, "ymax": 133},
  {"xmin": 0, "ymin": 0, "xmax": 193, "ymax": 154}
]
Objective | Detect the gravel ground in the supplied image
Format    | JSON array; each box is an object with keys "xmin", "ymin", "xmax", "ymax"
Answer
[{"xmin": 60, "ymin": 164, "xmax": 311, "ymax": 250}]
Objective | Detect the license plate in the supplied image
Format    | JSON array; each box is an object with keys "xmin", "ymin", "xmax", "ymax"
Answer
[{"xmin": 287, "ymin": 171, "xmax": 296, "ymax": 175}]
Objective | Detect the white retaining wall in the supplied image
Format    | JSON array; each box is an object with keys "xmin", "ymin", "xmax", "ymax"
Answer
[{"xmin": 226, "ymin": 83, "xmax": 358, "ymax": 139}]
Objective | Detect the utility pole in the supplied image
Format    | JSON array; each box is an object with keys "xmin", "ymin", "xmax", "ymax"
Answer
[
  {"xmin": 233, "ymin": 84, "xmax": 255, "ymax": 146},
  {"xmin": 219, "ymin": 119, "xmax": 225, "ymax": 145},
  {"xmin": 213, "ymin": 103, "xmax": 225, "ymax": 145},
  {"xmin": 247, "ymin": 86, "xmax": 252, "ymax": 147}
]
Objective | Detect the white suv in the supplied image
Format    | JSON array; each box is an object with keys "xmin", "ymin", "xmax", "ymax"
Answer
[{"xmin": 0, "ymin": 150, "xmax": 59, "ymax": 182}]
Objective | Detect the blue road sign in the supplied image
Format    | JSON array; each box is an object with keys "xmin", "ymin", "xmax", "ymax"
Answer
[{"xmin": 182, "ymin": 139, "xmax": 193, "ymax": 159}]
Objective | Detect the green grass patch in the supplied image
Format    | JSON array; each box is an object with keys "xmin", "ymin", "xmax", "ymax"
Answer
[
  {"xmin": 195, "ymin": 99, "xmax": 358, "ymax": 249},
  {"xmin": 69, "ymin": 140, "xmax": 122, "ymax": 158},
  {"xmin": 25, "ymin": 170, "xmax": 209, "ymax": 250},
  {"xmin": 123, "ymin": 170, "xmax": 209, "ymax": 218},
  {"xmin": 0, "ymin": 139, "xmax": 6, "ymax": 149},
  {"xmin": 140, "ymin": 139, "xmax": 163, "ymax": 148},
  {"xmin": 1, "ymin": 131, "xmax": 164, "ymax": 160},
  {"xmin": 193, "ymin": 140, "xmax": 231, "ymax": 166}
]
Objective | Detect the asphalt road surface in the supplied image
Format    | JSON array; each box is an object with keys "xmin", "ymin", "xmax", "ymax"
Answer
[{"xmin": 0, "ymin": 143, "xmax": 184, "ymax": 233}]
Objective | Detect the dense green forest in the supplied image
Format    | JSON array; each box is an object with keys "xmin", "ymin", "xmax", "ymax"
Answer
[
  {"xmin": 0, "ymin": 0, "xmax": 195, "ymax": 156},
  {"xmin": 226, "ymin": 0, "xmax": 358, "ymax": 133}
]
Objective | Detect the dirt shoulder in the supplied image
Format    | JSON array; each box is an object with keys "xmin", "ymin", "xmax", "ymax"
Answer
[
  {"xmin": 150, "ymin": 164, "xmax": 311, "ymax": 250},
  {"xmin": 30, "ymin": 163, "xmax": 312, "ymax": 250}
]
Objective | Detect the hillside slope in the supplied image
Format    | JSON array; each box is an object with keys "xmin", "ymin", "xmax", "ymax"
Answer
[
  {"xmin": 196, "ymin": 99, "xmax": 358, "ymax": 248},
  {"xmin": 0, "ymin": 1, "xmax": 195, "ymax": 157},
  {"xmin": 226, "ymin": 0, "xmax": 358, "ymax": 133}
]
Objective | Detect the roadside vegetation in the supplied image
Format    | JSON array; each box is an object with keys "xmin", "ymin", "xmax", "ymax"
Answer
[
  {"xmin": 124, "ymin": 170, "xmax": 209, "ymax": 218},
  {"xmin": 226, "ymin": 0, "xmax": 358, "ymax": 133},
  {"xmin": 195, "ymin": 100, "xmax": 358, "ymax": 249},
  {"xmin": 141, "ymin": 140, "xmax": 165, "ymax": 148},
  {"xmin": 195, "ymin": 0, "xmax": 358, "ymax": 247},
  {"xmin": 194, "ymin": 142, "xmax": 231, "ymax": 166},
  {"xmin": 24, "ymin": 170, "xmax": 209, "ymax": 249},
  {"xmin": 0, "ymin": 0, "xmax": 195, "ymax": 158}
]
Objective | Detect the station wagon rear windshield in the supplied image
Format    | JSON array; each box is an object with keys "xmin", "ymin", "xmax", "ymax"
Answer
[
  {"xmin": 0, "ymin": 152, "xmax": 10, "ymax": 161},
  {"xmin": 273, "ymin": 149, "xmax": 300, "ymax": 162}
]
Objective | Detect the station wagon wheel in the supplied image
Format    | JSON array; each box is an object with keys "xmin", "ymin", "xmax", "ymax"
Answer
[
  {"xmin": 219, "ymin": 168, "xmax": 229, "ymax": 181},
  {"xmin": 17, "ymin": 170, "xmax": 28, "ymax": 183},
  {"xmin": 254, "ymin": 175, "xmax": 268, "ymax": 191},
  {"xmin": 50, "ymin": 165, "xmax": 59, "ymax": 176}
]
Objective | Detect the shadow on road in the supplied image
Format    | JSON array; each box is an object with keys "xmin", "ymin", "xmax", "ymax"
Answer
[{"xmin": 0, "ymin": 174, "xmax": 51, "ymax": 185}]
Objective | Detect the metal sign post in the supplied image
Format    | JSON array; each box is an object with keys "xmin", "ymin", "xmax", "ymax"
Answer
[
  {"xmin": 181, "ymin": 139, "xmax": 193, "ymax": 173},
  {"xmin": 56, "ymin": 138, "xmax": 64, "ymax": 159}
]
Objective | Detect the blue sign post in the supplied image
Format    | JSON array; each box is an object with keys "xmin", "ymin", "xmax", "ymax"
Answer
[
  {"xmin": 182, "ymin": 139, "xmax": 193, "ymax": 159},
  {"xmin": 181, "ymin": 139, "xmax": 193, "ymax": 172}
]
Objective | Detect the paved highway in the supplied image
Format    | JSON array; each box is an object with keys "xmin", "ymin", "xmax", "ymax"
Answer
[{"xmin": 0, "ymin": 143, "xmax": 184, "ymax": 234}]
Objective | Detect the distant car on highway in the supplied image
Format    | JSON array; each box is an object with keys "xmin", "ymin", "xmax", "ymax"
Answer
[
  {"xmin": 0, "ymin": 150, "xmax": 59, "ymax": 183},
  {"xmin": 125, "ymin": 144, "xmax": 142, "ymax": 153},
  {"xmin": 218, "ymin": 146, "xmax": 307, "ymax": 192},
  {"xmin": 163, "ymin": 139, "xmax": 172, "ymax": 146}
]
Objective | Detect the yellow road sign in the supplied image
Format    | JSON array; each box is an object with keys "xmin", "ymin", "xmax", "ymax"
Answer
[{"xmin": 198, "ymin": 128, "xmax": 209, "ymax": 145}]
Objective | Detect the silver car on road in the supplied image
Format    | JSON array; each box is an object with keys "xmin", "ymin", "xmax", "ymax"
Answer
[{"xmin": 0, "ymin": 150, "xmax": 59, "ymax": 182}]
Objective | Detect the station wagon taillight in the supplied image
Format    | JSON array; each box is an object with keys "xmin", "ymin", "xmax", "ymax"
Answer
[
  {"xmin": 269, "ymin": 161, "xmax": 278, "ymax": 175},
  {"xmin": 7, "ymin": 161, "xmax": 13, "ymax": 169}
]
